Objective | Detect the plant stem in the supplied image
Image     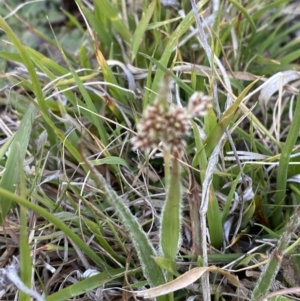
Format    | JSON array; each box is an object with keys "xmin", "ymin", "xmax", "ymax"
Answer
[
  {"xmin": 272, "ymin": 92, "xmax": 300, "ymax": 227},
  {"xmin": 252, "ymin": 206, "xmax": 300, "ymax": 300}
]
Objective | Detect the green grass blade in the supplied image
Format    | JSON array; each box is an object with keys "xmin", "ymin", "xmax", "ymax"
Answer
[
  {"xmin": 0, "ymin": 105, "xmax": 36, "ymax": 223},
  {"xmin": 149, "ymin": 0, "xmax": 208, "ymax": 102},
  {"xmin": 25, "ymin": 47, "xmax": 69, "ymax": 75},
  {"xmin": 205, "ymin": 79, "xmax": 259, "ymax": 157},
  {"xmin": 252, "ymin": 0, "xmax": 290, "ymax": 20},
  {"xmin": 19, "ymin": 172, "xmax": 32, "ymax": 301},
  {"xmin": 0, "ymin": 52, "xmax": 24, "ymax": 64},
  {"xmin": 69, "ymin": 2, "xmax": 130, "ymax": 107},
  {"xmin": 46, "ymin": 268, "xmax": 134, "ymax": 301},
  {"xmin": 0, "ymin": 17, "xmax": 44, "ymax": 109},
  {"xmin": 79, "ymin": 146, "xmax": 166, "ymax": 289},
  {"xmin": 83, "ymin": 219, "xmax": 126, "ymax": 264},
  {"xmin": 88, "ymin": 0, "xmax": 131, "ymax": 43},
  {"xmin": 56, "ymin": 44, "xmax": 109, "ymax": 146},
  {"xmin": 227, "ymin": 0, "xmax": 256, "ymax": 39},
  {"xmin": 131, "ymin": 1, "xmax": 156, "ymax": 62},
  {"xmin": 221, "ymin": 169, "xmax": 244, "ymax": 223},
  {"xmin": 272, "ymin": 92, "xmax": 300, "ymax": 227},
  {"xmin": 0, "ymin": 187, "xmax": 108, "ymax": 269},
  {"xmin": 252, "ymin": 207, "xmax": 300, "ymax": 300},
  {"xmin": 0, "ymin": 16, "xmax": 56, "ymax": 146},
  {"xmin": 90, "ymin": 156, "xmax": 130, "ymax": 168},
  {"xmin": 141, "ymin": 53, "xmax": 194, "ymax": 95},
  {"xmin": 207, "ymin": 201, "xmax": 223, "ymax": 248},
  {"xmin": 192, "ymin": 121, "xmax": 223, "ymax": 248},
  {"xmin": 0, "ymin": 135, "xmax": 14, "ymax": 161}
]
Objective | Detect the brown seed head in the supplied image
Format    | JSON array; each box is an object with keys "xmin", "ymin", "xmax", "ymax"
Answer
[{"xmin": 132, "ymin": 91, "xmax": 212, "ymax": 157}]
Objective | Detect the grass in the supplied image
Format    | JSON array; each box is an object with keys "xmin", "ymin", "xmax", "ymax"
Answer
[{"xmin": 1, "ymin": 0, "xmax": 300, "ymax": 300}]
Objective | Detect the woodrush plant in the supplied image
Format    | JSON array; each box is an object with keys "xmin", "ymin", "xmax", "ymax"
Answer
[
  {"xmin": 80, "ymin": 72, "xmax": 258, "ymax": 300},
  {"xmin": 2, "ymin": 0, "xmax": 300, "ymax": 300},
  {"xmin": 132, "ymin": 74, "xmax": 211, "ymax": 263},
  {"xmin": 82, "ymin": 75, "xmax": 212, "ymax": 300}
]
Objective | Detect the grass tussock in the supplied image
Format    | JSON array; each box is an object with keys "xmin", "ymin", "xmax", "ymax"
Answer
[{"xmin": 1, "ymin": 0, "xmax": 300, "ymax": 300}]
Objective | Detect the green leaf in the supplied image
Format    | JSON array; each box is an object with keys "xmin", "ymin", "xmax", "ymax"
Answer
[
  {"xmin": 205, "ymin": 79, "xmax": 259, "ymax": 157},
  {"xmin": 0, "ymin": 187, "xmax": 108, "ymax": 269},
  {"xmin": 46, "ymin": 268, "xmax": 134, "ymax": 301},
  {"xmin": 149, "ymin": 0, "xmax": 208, "ymax": 102},
  {"xmin": 0, "ymin": 136, "xmax": 14, "ymax": 162},
  {"xmin": 254, "ymin": 224, "xmax": 280, "ymax": 239},
  {"xmin": 0, "ymin": 16, "xmax": 56, "ymax": 146},
  {"xmin": 227, "ymin": 0, "xmax": 256, "ymax": 39},
  {"xmin": 84, "ymin": 219, "xmax": 125, "ymax": 264},
  {"xmin": 192, "ymin": 120, "xmax": 223, "ymax": 248},
  {"xmin": 269, "ymin": 297, "xmax": 295, "ymax": 301},
  {"xmin": 19, "ymin": 172, "xmax": 31, "ymax": 301},
  {"xmin": 241, "ymin": 199, "xmax": 256, "ymax": 229},
  {"xmin": 77, "ymin": 0, "xmax": 131, "ymax": 43},
  {"xmin": 79, "ymin": 146, "xmax": 166, "ymax": 290},
  {"xmin": 0, "ymin": 106, "xmax": 36, "ymax": 223},
  {"xmin": 272, "ymin": 91, "xmax": 300, "ymax": 227},
  {"xmin": 153, "ymin": 257, "xmax": 180, "ymax": 277},
  {"xmin": 131, "ymin": 1, "xmax": 157, "ymax": 62},
  {"xmin": 141, "ymin": 53, "xmax": 194, "ymax": 96},
  {"xmin": 222, "ymin": 168, "xmax": 244, "ymax": 223},
  {"xmin": 90, "ymin": 156, "xmax": 129, "ymax": 168}
]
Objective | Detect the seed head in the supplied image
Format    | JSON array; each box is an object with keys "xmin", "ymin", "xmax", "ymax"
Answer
[
  {"xmin": 132, "ymin": 91, "xmax": 212, "ymax": 158},
  {"xmin": 187, "ymin": 92, "xmax": 212, "ymax": 116}
]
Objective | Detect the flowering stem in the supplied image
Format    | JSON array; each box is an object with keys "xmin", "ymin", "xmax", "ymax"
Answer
[
  {"xmin": 160, "ymin": 156, "xmax": 182, "ymax": 260},
  {"xmin": 163, "ymin": 148, "xmax": 171, "ymax": 188}
]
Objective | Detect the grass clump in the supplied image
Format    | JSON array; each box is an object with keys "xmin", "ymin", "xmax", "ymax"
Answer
[{"xmin": 1, "ymin": 0, "xmax": 300, "ymax": 300}]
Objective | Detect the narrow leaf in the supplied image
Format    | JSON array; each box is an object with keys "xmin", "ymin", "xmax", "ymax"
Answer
[
  {"xmin": 131, "ymin": 1, "xmax": 157, "ymax": 62},
  {"xmin": 0, "ymin": 106, "xmax": 36, "ymax": 223},
  {"xmin": 0, "ymin": 188, "xmax": 108, "ymax": 269},
  {"xmin": 205, "ymin": 79, "xmax": 259, "ymax": 157},
  {"xmin": 46, "ymin": 268, "xmax": 131, "ymax": 301},
  {"xmin": 79, "ymin": 145, "xmax": 166, "ymax": 288}
]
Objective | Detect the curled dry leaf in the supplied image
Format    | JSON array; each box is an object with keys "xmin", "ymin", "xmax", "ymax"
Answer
[
  {"xmin": 259, "ymin": 71, "xmax": 300, "ymax": 108},
  {"xmin": 224, "ymin": 150, "xmax": 269, "ymax": 161},
  {"xmin": 287, "ymin": 174, "xmax": 300, "ymax": 184},
  {"xmin": 136, "ymin": 266, "xmax": 241, "ymax": 298}
]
